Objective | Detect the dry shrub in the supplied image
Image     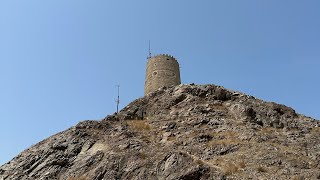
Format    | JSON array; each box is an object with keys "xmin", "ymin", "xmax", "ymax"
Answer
[
  {"xmin": 185, "ymin": 130, "xmax": 200, "ymax": 138},
  {"xmin": 127, "ymin": 120, "xmax": 151, "ymax": 131},
  {"xmin": 224, "ymin": 131, "xmax": 237, "ymax": 138},
  {"xmin": 68, "ymin": 177, "xmax": 88, "ymax": 180},
  {"xmin": 311, "ymin": 127, "xmax": 320, "ymax": 133},
  {"xmin": 167, "ymin": 136, "xmax": 176, "ymax": 141},
  {"xmin": 291, "ymin": 175, "xmax": 304, "ymax": 180},
  {"xmin": 209, "ymin": 104, "xmax": 227, "ymax": 111},
  {"xmin": 206, "ymin": 131, "xmax": 241, "ymax": 146},
  {"xmin": 222, "ymin": 162, "xmax": 239, "ymax": 176},
  {"xmin": 256, "ymin": 166, "xmax": 268, "ymax": 173},
  {"xmin": 260, "ymin": 127, "xmax": 274, "ymax": 133},
  {"xmin": 139, "ymin": 152, "xmax": 148, "ymax": 159},
  {"xmin": 260, "ymin": 127, "xmax": 281, "ymax": 135},
  {"xmin": 195, "ymin": 159, "xmax": 205, "ymax": 165},
  {"xmin": 207, "ymin": 138, "xmax": 240, "ymax": 146},
  {"xmin": 238, "ymin": 161, "xmax": 246, "ymax": 168},
  {"xmin": 216, "ymin": 159, "xmax": 246, "ymax": 176}
]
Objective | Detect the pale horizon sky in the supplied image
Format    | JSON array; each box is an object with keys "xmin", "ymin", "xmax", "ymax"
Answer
[{"xmin": 1, "ymin": 1, "xmax": 320, "ymax": 165}]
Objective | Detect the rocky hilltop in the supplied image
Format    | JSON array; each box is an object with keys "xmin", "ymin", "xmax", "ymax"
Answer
[{"xmin": 1, "ymin": 84, "xmax": 319, "ymax": 180}]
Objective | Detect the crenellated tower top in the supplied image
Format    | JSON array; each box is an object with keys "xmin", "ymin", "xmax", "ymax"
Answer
[{"xmin": 144, "ymin": 54, "xmax": 181, "ymax": 95}]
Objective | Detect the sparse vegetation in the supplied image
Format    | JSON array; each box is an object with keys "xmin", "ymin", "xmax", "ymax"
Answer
[
  {"xmin": 260, "ymin": 127, "xmax": 276, "ymax": 133},
  {"xmin": 311, "ymin": 127, "xmax": 320, "ymax": 133},
  {"xmin": 208, "ymin": 139, "xmax": 240, "ymax": 146},
  {"xmin": 127, "ymin": 120, "xmax": 151, "ymax": 131},
  {"xmin": 209, "ymin": 104, "xmax": 227, "ymax": 111},
  {"xmin": 222, "ymin": 162, "xmax": 239, "ymax": 176},
  {"xmin": 208, "ymin": 131, "xmax": 238, "ymax": 139},
  {"xmin": 238, "ymin": 161, "xmax": 246, "ymax": 168},
  {"xmin": 213, "ymin": 158, "xmax": 247, "ymax": 177},
  {"xmin": 291, "ymin": 175, "xmax": 304, "ymax": 180},
  {"xmin": 167, "ymin": 136, "xmax": 176, "ymax": 141},
  {"xmin": 256, "ymin": 166, "xmax": 268, "ymax": 173},
  {"xmin": 204, "ymin": 130, "xmax": 242, "ymax": 146},
  {"xmin": 67, "ymin": 176, "xmax": 88, "ymax": 180},
  {"xmin": 138, "ymin": 152, "xmax": 148, "ymax": 159},
  {"xmin": 195, "ymin": 159, "xmax": 205, "ymax": 165}
]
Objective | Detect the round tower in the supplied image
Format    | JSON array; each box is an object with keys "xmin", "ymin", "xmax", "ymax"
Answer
[{"xmin": 144, "ymin": 54, "xmax": 181, "ymax": 95}]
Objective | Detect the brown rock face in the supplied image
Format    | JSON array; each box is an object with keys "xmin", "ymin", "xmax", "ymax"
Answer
[{"xmin": 1, "ymin": 84, "xmax": 320, "ymax": 180}]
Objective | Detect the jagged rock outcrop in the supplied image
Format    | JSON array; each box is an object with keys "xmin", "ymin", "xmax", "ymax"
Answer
[{"xmin": 1, "ymin": 84, "xmax": 320, "ymax": 180}]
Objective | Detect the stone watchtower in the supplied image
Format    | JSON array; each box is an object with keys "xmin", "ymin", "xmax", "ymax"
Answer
[{"xmin": 144, "ymin": 54, "xmax": 181, "ymax": 95}]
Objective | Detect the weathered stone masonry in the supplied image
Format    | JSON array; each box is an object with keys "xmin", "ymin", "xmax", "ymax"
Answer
[{"xmin": 144, "ymin": 54, "xmax": 181, "ymax": 95}]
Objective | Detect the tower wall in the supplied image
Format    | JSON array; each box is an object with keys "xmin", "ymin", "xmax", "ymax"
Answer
[{"xmin": 144, "ymin": 54, "xmax": 181, "ymax": 95}]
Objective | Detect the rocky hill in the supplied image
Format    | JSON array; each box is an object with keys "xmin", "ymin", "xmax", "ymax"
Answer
[{"xmin": 1, "ymin": 84, "xmax": 319, "ymax": 180}]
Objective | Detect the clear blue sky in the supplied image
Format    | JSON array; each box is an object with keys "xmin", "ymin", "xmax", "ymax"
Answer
[{"xmin": 1, "ymin": 1, "xmax": 319, "ymax": 165}]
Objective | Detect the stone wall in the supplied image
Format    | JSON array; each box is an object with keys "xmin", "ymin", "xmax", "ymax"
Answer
[{"xmin": 144, "ymin": 54, "xmax": 181, "ymax": 95}]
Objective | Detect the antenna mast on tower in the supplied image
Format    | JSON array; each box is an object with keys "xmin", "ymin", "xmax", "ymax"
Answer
[{"xmin": 148, "ymin": 40, "xmax": 152, "ymax": 59}]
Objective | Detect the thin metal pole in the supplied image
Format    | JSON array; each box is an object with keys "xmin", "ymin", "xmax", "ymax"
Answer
[{"xmin": 116, "ymin": 85, "xmax": 120, "ymax": 114}]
